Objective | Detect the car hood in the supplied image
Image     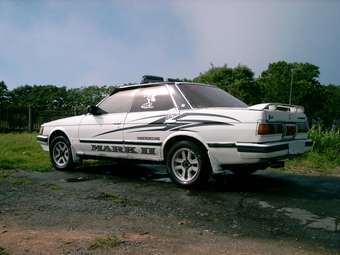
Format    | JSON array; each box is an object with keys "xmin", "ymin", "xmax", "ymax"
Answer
[{"xmin": 43, "ymin": 115, "xmax": 86, "ymax": 127}]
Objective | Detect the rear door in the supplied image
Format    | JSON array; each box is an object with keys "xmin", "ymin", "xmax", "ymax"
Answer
[{"xmin": 123, "ymin": 84, "xmax": 181, "ymax": 161}]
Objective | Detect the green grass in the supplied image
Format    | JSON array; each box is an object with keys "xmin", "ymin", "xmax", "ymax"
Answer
[
  {"xmin": 0, "ymin": 131, "xmax": 339, "ymax": 176},
  {"xmin": 11, "ymin": 178, "xmax": 33, "ymax": 184},
  {"xmin": 88, "ymin": 235, "xmax": 121, "ymax": 249},
  {"xmin": 308, "ymin": 124, "xmax": 340, "ymax": 163},
  {"xmin": 0, "ymin": 133, "xmax": 52, "ymax": 172},
  {"xmin": 273, "ymin": 123, "xmax": 340, "ymax": 176},
  {"xmin": 0, "ymin": 172, "xmax": 11, "ymax": 181},
  {"xmin": 104, "ymin": 191, "xmax": 124, "ymax": 203},
  {"xmin": 49, "ymin": 184, "xmax": 60, "ymax": 190},
  {"xmin": 0, "ymin": 246, "xmax": 10, "ymax": 255}
]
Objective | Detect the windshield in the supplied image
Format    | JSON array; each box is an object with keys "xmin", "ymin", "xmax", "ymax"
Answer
[{"xmin": 177, "ymin": 83, "xmax": 248, "ymax": 108}]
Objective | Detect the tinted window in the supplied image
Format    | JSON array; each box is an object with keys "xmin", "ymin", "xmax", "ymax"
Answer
[
  {"xmin": 168, "ymin": 84, "xmax": 191, "ymax": 109},
  {"xmin": 130, "ymin": 85, "xmax": 175, "ymax": 112},
  {"xmin": 177, "ymin": 83, "xmax": 248, "ymax": 108},
  {"xmin": 98, "ymin": 89, "xmax": 137, "ymax": 113}
]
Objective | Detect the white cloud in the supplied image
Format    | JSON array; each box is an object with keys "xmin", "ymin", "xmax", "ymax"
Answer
[
  {"xmin": 172, "ymin": 0, "xmax": 340, "ymax": 82},
  {"xmin": 0, "ymin": 0, "xmax": 340, "ymax": 90}
]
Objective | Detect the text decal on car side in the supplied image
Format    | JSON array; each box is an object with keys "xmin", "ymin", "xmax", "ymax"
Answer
[{"xmin": 91, "ymin": 145, "xmax": 156, "ymax": 155}]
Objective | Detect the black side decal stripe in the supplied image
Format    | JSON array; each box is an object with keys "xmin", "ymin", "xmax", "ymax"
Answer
[
  {"xmin": 80, "ymin": 140, "xmax": 124, "ymax": 145},
  {"xmin": 207, "ymin": 143, "xmax": 236, "ymax": 148},
  {"xmin": 80, "ymin": 139, "xmax": 162, "ymax": 146},
  {"xmin": 237, "ymin": 144, "xmax": 289, "ymax": 153}
]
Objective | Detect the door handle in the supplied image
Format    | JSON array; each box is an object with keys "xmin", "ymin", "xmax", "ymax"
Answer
[
  {"xmin": 113, "ymin": 121, "xmax": 121, "ymax": 125},
  {"xmin": 165, "ymin": 119, "xmax": 177, "ymax": 124}
]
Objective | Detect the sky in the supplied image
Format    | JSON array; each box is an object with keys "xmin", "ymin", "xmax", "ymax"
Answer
[{"xmin": 1, "ymin": 0, "xmax": 340, "ymax": 91}]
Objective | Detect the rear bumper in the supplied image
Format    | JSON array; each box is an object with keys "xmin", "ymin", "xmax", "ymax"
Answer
[{"xmin": 236, "ymin": 139, "xmax": 313, "ymax": 159}]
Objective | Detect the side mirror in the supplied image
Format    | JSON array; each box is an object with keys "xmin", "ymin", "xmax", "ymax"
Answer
[
  {"xmin": 87, "ymin": 105, "xmax": 98, "ymax": 115},
  {"xmin": 87, "ymin": 105, "xmax": 106, "ymax": 115}
]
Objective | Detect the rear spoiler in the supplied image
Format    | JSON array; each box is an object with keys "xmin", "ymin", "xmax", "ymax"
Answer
[{"xmin": 248, "ymin": 103, "xmax": 305, "ymax": 113}]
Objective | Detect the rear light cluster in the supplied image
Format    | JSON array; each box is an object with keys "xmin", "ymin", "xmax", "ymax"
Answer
[
  {"xmin": 257, "ymin": 123, "xmax": 283, "ymax": 135},
  {"xmin": 297, "ymin": 123, "xmax": 309, "ymax": 133},
  {"xmin": 257, "ymin": 123, "xmax": 308, "ymax": 136}
]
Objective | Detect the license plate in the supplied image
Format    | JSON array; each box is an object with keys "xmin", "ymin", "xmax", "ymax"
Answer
[{"xmin": 289, "ymin": 140, "xmax": 305, "ymax": 154}]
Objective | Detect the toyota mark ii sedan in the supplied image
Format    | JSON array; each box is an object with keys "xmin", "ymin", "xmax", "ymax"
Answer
[{"xmin": 37, "ymin": 75, "xmax": 313, "ymax": 188}]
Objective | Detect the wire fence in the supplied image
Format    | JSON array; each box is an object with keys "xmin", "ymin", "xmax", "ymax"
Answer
[{"xmin": 0, "ymin": 106, "xmax": 87, "ymax": 133}]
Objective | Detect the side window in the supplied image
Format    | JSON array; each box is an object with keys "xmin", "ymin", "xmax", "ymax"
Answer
[
  {"xmin": 98, "ymin": 89, "xmax": 137, "ymax": 113},
  {"xmin": 168, "ymin": 84, "xmax": 191, "ymax": 109},
  {"xmin": 130, "ymin": 86, "xmax": 174, "ymax": 112}
]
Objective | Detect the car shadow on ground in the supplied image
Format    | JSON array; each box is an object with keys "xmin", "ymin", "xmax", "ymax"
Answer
[{"xmin": 72, "ymin": 161, "xmax": 296, "ymax": 193}]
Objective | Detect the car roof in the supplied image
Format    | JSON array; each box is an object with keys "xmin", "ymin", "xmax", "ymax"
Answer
[{"xmin": 109, "ymin": 75, "xmax": 218, "ymax": 95}]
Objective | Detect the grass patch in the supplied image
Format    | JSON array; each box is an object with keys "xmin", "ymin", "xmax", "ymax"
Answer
[
  {"xmin": 271, "ymin": 123, "xmax": 340, "ymax": 176},
  {"xmin": 308, "ymin": 124, "xmax": 340, "ymax": 163},
  {"xmin": 104, "ymin": 191, "xmax": 123, "ymax": 203},
  {"xmin": 0, "ymin": 172, "xmax": 11, "ymax": 182},
  {"xmin": 0, "ymin": 130, "xmax": 339, "ymax": 177},
  {"xmin": 0, "ymin": 133, "xmax": 52, "ymax": 172},
  {"xmin": 271, "ymin": 154, "xmax": 340, "ymax": 176},
  {"xmin": 49, "ymin": 184, "xmax": 60, "ymax": 190},
  {"xmin": 88, "ymin": 235, "xmax": 121, "ymax": 249},
  {"xmin": 0, "ymin": 246, "xmax": 10, "ymax": 255},
  {"xmin": 11, "ymin": 178, "xmax": 33, "ymax": 184}
]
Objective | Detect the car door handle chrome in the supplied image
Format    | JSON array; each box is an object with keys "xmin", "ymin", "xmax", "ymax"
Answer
[
  {"xmin": 113, "ymin": 121, "xmax": 121, "ymax": 125},
  {"xmin": 165, "ymin": 119, "xmax": 177, "ymax": 124}
]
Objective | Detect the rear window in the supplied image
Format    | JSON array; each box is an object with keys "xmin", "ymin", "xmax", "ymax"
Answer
[{"xmin": 177, "ymin": 83, "xmax": 248, "ymax": 108}]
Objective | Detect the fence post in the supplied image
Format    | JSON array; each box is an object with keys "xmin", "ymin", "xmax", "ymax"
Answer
[
  {"xmin": 28, "ymin": 106, "xmax": 33, "ymax": 133},
  {"xmin": 74, "ymin": 108, "xmax": 77, "ymax": 116}
]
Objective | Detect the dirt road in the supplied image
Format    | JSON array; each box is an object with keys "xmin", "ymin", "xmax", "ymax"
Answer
[{"xmin": 1, "ymin": 163, "xmax": 339, "ymax": 254}]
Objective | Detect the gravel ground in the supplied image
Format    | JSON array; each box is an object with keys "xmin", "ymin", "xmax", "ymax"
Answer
[{"xmin": 1, "ymin": 163, "xmax": 339, "ymax": 254}]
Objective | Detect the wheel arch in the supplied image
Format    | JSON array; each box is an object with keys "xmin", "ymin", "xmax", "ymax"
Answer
[
  {"xmin": 48, "ymin": 129, "xmax": 81, "ymax": 163},
  {"xmin": 163, "ymin": 135, "xmax": 208, "ymax": 162},
  {"xmin": 48, "ymin": 129, "xmax": 69, "ymax": 147}
]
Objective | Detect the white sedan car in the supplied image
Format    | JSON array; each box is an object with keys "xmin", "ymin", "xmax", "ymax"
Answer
[{"xmin": 37, "ymin": 76, "xmax": 313, "ymax": 188}]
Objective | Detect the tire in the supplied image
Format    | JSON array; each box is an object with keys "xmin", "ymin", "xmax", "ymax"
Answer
[
  {"xmin": 166, "ymin": 141, "xmax": 212, "ymax": 188},
  {"xmin": 50, "ymin": 136, "xmax": 77, "ymax": 171}
]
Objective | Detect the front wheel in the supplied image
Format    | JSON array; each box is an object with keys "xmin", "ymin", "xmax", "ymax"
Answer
[
  {"xmin": 50, "ymin": 136, "xmax": 77, "ymax": 171},
  {"xmin": 166, "ymin": 141, "xmax": 212, "ymax": 188}
]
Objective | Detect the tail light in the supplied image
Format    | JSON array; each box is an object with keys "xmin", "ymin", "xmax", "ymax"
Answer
[
  {"xmin": 285, "ymin": 125, "xmax": 297, "ymax": 136},
  {"xmin": 297, "ymin": 123, "xmax": 309, "ymax": 133},
  {"xmin": 257, "ymin": 122, "xmax": 308, "ymax": 136},
  {"xmin": 257, "ymin": 123, "xmax": 283, "ymax": 135}
]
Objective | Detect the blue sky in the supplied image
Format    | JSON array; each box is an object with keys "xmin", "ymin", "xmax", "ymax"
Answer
[{"xmin": 1, "ymin": 0, "xmax": 340, "ymax": 90}]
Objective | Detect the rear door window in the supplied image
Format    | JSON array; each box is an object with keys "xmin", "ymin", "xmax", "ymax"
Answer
[
  {"xmin": 177, "ymin": 83, "xmax": 248, "ymax": 108},
  {"xmin": 130, "ymin": 85, "xmax": 175, "ymax": 112}
]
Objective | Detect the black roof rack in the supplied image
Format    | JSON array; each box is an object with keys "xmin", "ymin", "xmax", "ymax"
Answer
[
  {"xmin": 140, "ymin": 75, "xmax": 164, "ymax": 84},
  {"xmin": 140, "ymin": 75, "xmax": 183, "ymax": 84},
  {"xmin": 165, "ymin": 78, "xmax": 182, "ymax": 82}
]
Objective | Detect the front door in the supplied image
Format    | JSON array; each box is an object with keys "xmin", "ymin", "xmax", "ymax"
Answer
[{"xmin": 78, "ymin": 88, "xmax": 137, "ymax": 159}]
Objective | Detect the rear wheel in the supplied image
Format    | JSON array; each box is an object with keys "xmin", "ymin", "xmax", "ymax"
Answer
[
  {"xmin": 166, "ymin": 141, "xmax": 211, "ymax": 188},
  {"xmin": 50, "ymin": 136, "xmax": 77, "ymax": 171}
]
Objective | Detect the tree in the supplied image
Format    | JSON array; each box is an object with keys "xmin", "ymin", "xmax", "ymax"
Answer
[
  {"xmin": 314, "ymin": 84, "xmax": 340, "ymax": 127},
  {"xmin": 66, "ymin": 85, "xmax": 117, "ymax": 110},
  {"xmin": 256, "ymin": 61, "xmax": 327, "ymax": 125},
  {"xmin": 193, "ymin": 63, "xmax": 233, "ymax": 89},
  {"xmin": 193, "ymin": 63, "xmax": 260, "ymax": 105},
  {"xmin": 256, "ymin": 61, "xmax": 321, "ymax": 105},
  {"xmin": 0, "ymin": 81, "xmax": 9, "ymax": 106},
  {"xmin": 9, "ymin": 85, "xmax": 69, "ymax": 111},
  {"xmin": 225, "ymin": 64, "xmax": 261, "ymax": 105}
]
